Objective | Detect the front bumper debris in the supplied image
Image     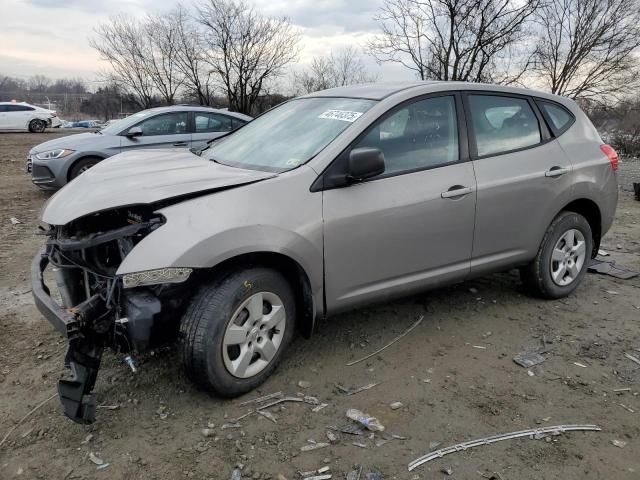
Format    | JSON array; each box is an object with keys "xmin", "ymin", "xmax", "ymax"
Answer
[{"xmin": 32, "ymin": 248, "xmax": 104, "ymax": 424}]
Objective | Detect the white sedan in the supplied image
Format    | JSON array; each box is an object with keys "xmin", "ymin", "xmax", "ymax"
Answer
[{"xmin": 0, "ymin": 102, "xmax": 61, "ymax": 132}]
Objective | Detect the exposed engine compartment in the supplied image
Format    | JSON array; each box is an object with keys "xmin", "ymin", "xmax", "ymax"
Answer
[{"xmin": 36, "ymin": 206, "xmax": 193, "ymax": 423}]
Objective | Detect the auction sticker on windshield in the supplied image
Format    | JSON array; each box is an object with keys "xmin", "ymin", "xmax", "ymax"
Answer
[{"xmin": 319, "ymin": 110, "xmax": 364, "ymax": 122}]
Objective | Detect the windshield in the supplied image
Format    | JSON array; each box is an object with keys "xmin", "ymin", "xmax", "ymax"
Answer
[
  {"xmin": 202, "ymin": 97, "xmax": 376, "ymax": 172},
  {"xmin": 101, "ymin": 111, "xmax": 154, "ymax": 135}
]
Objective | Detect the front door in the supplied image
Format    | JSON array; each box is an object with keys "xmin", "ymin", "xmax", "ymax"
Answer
[
  {"xmin": 120, "ymin": 111, "xmax": 192, "ymax": 152},
  {"xmin": 322, "ymin": 94, "xmax": 477, "ymax": 313}
]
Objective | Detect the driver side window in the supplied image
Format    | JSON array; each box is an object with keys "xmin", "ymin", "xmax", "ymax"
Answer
[
  {"xmin": 137, "ymin": 112, "xmax": 189, "ymax": 136},
  {"xmin": 353, "ymin": 95, "xmax": 459, "ymax": 176}
]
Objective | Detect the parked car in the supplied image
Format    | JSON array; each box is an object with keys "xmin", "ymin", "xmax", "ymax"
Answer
[
  {"xmin": 27, "ymin": 106, "xmax": 252, "ymax": 189},
  {"xmin": 32, "ymin": 82, "xmax": 618, "ymax": 423},
  {"xmin": 71, "ymin": 120, "xmax": 102, "ymax": 128},
  {"xmin": 0, "ymin": 101, "xmax": 61, "ymax": 132}
]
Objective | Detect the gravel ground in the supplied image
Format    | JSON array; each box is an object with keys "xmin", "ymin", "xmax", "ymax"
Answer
[{"xmin": 0, "ymin": 131, "xmax": 639, "ymax": 480}]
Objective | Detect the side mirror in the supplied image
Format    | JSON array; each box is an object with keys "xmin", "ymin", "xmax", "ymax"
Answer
[
  {"xmin": 126, "ymin": 126, "xmax": 143, "ymax": 138},
  {"xmin": 347, "ymin": 147, "xmax": 385, "ymax": 182}
]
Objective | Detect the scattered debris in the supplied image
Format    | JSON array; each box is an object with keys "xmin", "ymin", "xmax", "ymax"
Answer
[
  {"xmin": 298, "ymin": 381, "xmax": 312, "ymax": 389},
  {"xmin": 441, "ymin": 467, "xmax": 453, "ymax": 475},
  {"xmin": 588, "ymin": 260, "xmax": 639, "ymax": 279},
  {"xmin": 469, "ymin": 287, "xmax": 479, "ymax": 294},
  {"xmin": 238, "ymin": 391, "xmax": 283, "ymax": 406},
  {"xmin": 346, "ymin": 315, "xmax": 424, "ymax": 366},
  {"xmin": 302, "ymin": 475, "xmax": 332, "ymax": 480},
  {"xmin": 408, "ymin": 424, "xmax": 601, "ymax": 471},
  {"xmin": 624, "ymin": 352, "xmax": 640, "ymax": 367},
  {"xmin": 346, "ymin": 465, "xmax": 362, "ymax": 480},
  {"xmin": 335, "ymin": 383, "xmax": 379, "ymax": 396},
  {"xmin": 312, "ymin": 403, "xmax": 329, "ymax": 413},
  {"xmin": 233, "ymin": 396, "xmax": 305, "ymax": 422},
  {"xmin": 614, "ymin": 388, "xmax": 632, "ymax": 392},
  {"xmin": 331, "ymin": 424, "xmax": 364, "ymax": 436},
  {"xmin": 257, "ymin": 409, "xmax": 278, "ymax": 424},
  {"xmin": 573, "ymin": 362, "xmax": 588, "ymax": 368},
  {"xmin": 527, "ymin": 370, "xmax": 535, "ymax": 377},
  {"xmin": 231, "ymin": 468, "xmax": 242, "ymax": 480},
  {"xmin": 365, "ymin": 472, "xmax": 383, "ymax": 480},
  {"xmin": 473, "ymin": 345, "xmax": 487, "ymax": 349},
  {"xmin": 429, "ymin": 441, "xmax": 441, "ymax": 450},
  {"xmin": 513, "ymin": 352, "xmax": 546, "ymax": 368},
  {"xmin": 96, "ymin": 463, "xmax": 110, "ymax": 471},
  {"xmin": 0, "ymin": 392, "xmax": 57, "ymax": 448},
  {"xmin": 81, "ymin": 434, "xmax": 94, "ymax": 444},
  {"xmin": 326, "ymin": 430, "xmax": 339, "ymax": 443},
  {"xmin": 389, "ymin": 402, "xmax": 403, "ymax": 410},
  {"xmin": 304, "ymin": 396, "xmax": 321, "ymax": 405},
  {"xmin": 612, "ymin": 439, "xmax": 627, "ymax": 448},
  {"xmin": 222, "ymin": 423, "xmax": 242, "ymax": 429},
  {"xmin": 10, "ymin": 217, "xmax": 21, "ymax": 225},
  {"xmin": 618, "ymin": 404, "xmax": 635, "ymax": 413},
  {"xmin": 598, "ymin": 249, "xmax": 609, "ymax": 256},
  {"xmin": 96, "ymin": 404, "xmax": 120, "ymax": 410},
  {"xmin": 352, "ymin": 442, "xmax": 368, "ymax": 448},
  {"xmin": 346, "ymin": 409, "xmax": 385, "ymax": 432},
  {"xmin": 88, "ymin": 452, "xmax": 104, "ymax": 466},
  {"xmin": 301, "ymin": 442, "xmax": 330, "ymax": 452},
  {"xmin": 201, "ymin": 428, "xmax": 216, "ymax": 437}
]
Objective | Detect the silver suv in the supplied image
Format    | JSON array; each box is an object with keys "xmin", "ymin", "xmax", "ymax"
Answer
[{"xmin": 32, "ymin": 82, "xmax": 618, "ymax": 423}]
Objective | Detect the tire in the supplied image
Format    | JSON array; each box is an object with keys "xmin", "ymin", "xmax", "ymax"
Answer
[
  {"xmin": 521, "ymin": 211, "xmax": 593, "ymax": 299},
  {"xmin": 28, "ymin": 119, "xmax": 46, "ymax": 133},
  {"xmin": 180, "ymin": 267, "xmax": 296, "ymax": 397},
  {"xmin": 68, "ymin": 157, "xmax": 100, "ymax": 180}
]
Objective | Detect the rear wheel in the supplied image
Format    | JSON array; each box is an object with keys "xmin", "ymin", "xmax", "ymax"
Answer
[
  {"xmin": 28, "ymin": 119, "xmax": 46, "ymax": 133},
  {"xmin": 69, "ymin": 157, "xmax": 100, "ymax": 180},
  {"xmin": 180, "ymin": 267, "xmax": 296, "ymax": 396},
  {"xmin": 521, "ymin": 211, "xmax": 593, "ymax": 299}
]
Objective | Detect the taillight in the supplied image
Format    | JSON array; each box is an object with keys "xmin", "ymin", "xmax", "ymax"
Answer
[{"xmin": 600, "ymin": 144, "xmax": 619, "ymax": 171}]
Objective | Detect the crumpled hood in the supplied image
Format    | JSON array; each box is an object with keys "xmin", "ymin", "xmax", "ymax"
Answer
[
  {"xmin": 29, "ymin": 132, "xmax": 114, "ymax": 154},
  {"xmin": 41, "ymin": 149, "xmax": 277, "ymax": 225}
]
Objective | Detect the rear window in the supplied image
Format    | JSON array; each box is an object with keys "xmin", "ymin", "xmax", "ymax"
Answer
[{"xmin": 537, "ymin": 101, "xmax": 574, "ymax": 135}]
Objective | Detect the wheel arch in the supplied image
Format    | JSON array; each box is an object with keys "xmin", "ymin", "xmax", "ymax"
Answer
[
  {"xmin": 559, "ymin": 198, "xmax": 602, "ymax": 257},
  {"xmin": 205, "ymin": 251, "xmax": 317, "ymax": 338},
  {"xmin": 67, "ymin": 154, "xmax": 107, "ymax": 182}
]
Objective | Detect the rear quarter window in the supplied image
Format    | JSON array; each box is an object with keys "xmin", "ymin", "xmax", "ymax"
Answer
[{"xmin": 536, "ymin": 100, "xmax": 575, "ymax": 136}]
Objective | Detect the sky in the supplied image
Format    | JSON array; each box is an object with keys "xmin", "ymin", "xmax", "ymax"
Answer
[{"xmin": 0, "ymin": 0, "xmax": 414, "ymax": 88}]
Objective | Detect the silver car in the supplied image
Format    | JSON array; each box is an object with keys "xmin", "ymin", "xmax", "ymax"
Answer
[
  {"xmin": 26, "ymin": 105, "xmax": 251, "ymax": 190},
  {"xmin": 32, "ymin": 82, "xmax": 618, "ymax": 423}
]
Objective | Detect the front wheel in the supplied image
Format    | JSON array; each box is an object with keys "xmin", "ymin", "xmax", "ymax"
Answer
[
  {"xmin": 180, "ymin": 267, "xmax": 296, "ymax": 396},
  {"xmin": 521, "ymin": 211, "xmax": 593, "ymax": 299}
]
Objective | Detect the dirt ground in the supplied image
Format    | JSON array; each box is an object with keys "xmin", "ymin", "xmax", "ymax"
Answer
[{"xmin": 0, "ymin": 131, "xmax": 639, "ymax": 480}]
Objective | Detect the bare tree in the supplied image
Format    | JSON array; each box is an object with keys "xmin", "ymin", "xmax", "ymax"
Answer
[
  {"xmin": 294, "ymin": 47, "xmax": 378, "ymax": 94},
  {"xmin": 368, "ymin": 0, "xmax": 539, "ymax": 83},
  {"xmin": 168, "ymin": 5, "xmax": 216, "ymax": 105},
  {"xmin": 197, "ymin": 0, "xmax": 301, "ymax": 114},
  {"xmin": 531, "ymin": 0, "xmax": 640, "ymax": 102},
  {"xmin": 28, "ymin": 75, "xmax": 52, "ymax": 92},
  {"xmin": 91, "ymin": 15, "xmax": 156, "ymax": 108},
  {"xmin": 145, "ymin": 12, "xmax": 185, "ymax": 105}
]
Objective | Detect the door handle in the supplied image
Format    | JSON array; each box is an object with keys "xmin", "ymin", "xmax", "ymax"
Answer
[
  {"xmin": 441, "ymin": 186, "xmax": 473, "ymax": 199},
  {"xmin": 173, "ymin": 142, "xmax": 188, "ymax": 147},
  {"xmin": 545, "ymin": 166, "xmax": 569, "ymax": 177}
]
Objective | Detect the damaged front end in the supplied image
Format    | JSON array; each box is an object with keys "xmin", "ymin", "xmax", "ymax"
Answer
[{"xmin": 32, "ymin": 206, "xmax": 193, "ymax": 424}]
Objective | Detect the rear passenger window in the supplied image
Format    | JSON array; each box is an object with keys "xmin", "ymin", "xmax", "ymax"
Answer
[
  {"xmin": 538, "ymin": 101, "xmax": 573, "ymax": 135},
  {"xmin": 468, "ymin": 95, "xmax": 541, "ymax": 157},
  {"xmin": 354, "ymin": 95, "xmax": 459, "ymax": 176}
]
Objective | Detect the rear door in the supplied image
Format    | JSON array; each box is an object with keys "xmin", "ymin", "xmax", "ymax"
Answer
[
  {"xmin": 190, "ymin": 111, "xmax": 236, "ymax": 150},
  {"xmin": 464, "ymin": 92, "xmax": 574, "ymax": 275},
  {"xmin": 120, "ymin": 111, "xmax": 192, "ymax": 152},
  {"xmin": 322, "ymin": 93, "xmax": 477, "ymax": 312}
]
